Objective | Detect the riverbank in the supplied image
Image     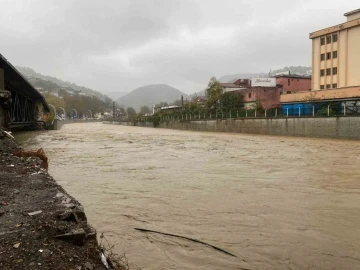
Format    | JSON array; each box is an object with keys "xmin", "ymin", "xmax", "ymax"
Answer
[{"xmin": 0, "ymin": 136, "xmax": 112, "ymax": 270}]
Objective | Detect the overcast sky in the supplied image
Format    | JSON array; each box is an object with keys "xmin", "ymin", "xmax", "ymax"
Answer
[{"xmin": 0, "ymin": 0, "xmax": 358, "ymax": 94}]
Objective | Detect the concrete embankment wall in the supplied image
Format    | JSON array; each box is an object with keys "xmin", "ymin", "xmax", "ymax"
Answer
[
  {"xmin": 105, "ymin": 117, "xmax": 360, "ymax": 139},
  {"xmin": 54, "ymin": 119, "xmax": 103, "ymax": 130}
]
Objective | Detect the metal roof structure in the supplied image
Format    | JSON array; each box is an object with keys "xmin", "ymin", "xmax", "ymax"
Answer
[{"xmin": 0, "ymin": 53, "xmax": 50, "ymax": 112}]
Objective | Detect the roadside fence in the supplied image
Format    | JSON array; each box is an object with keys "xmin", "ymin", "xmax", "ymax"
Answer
[{"xmin": 131, "ymin": 105, "xmax": 360, "ymax": 123}]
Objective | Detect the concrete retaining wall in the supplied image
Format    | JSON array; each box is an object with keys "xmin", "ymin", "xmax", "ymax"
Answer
[{"xmin": 105, "ymin": 117, "xmax": 360, "ymax": 139}]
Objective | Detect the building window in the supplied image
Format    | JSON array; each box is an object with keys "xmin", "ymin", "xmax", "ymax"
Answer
[
  {"xmin": 332, "ymin": 67, "xmax": 337, "ymax": 75},
  {"xmin": 326, "ymin": 84, "xmax": 331, "ymax": 89},
  {"xmin": 248, "ymin": 93, "xmax": 251, "ymax": 98},
  {"xmin": 288, "ymin": 79, "xmax": 290, "ymax": 86},
  {"xmin": 326, "ymin": 35, "xmax": 331, "ymax": 44},
  {"xmin": 320, "ymin": 69, "xmax": 325, "ymax": 76},
  {"xmin": 326, "ymin": 52, "xmax": 331, "ymax": 60},
  {"xmin": 333, "ymin": 34, "xmax": 338, "ymax": 42},
  {"xmin": 320, "ymin": 85, "xmax": 325, "ymax": 89},
  {"xmin": 320, "ymin": 37, "xmax": 325, "ymax": 45},
  {"xmin": 332, "ymin": 83, "xmax": 337, "ymax": 88},
  {"xmin": 287, "ymin": 91, "xmax": 292, "ymax": 94},
  {"xmin": 333, "ymin": 51, "xmax": 338, "ymax": 58},
  {"xmin": 326, "ymin": 68, "xmax": 331, "ymax": 76},
  {"xmin": 320, "ymin": 54, "xmax": 325, "ymax": 61}
]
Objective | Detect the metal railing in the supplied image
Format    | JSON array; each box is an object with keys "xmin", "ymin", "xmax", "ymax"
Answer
[{"xmin": 127, "ymin": 105, "xmax": 360, "ymax": 123}]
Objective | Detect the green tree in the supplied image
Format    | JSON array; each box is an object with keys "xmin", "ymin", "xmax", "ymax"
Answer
[
  {"xmin": 43, "ymin": 91, "xmax": 112, "ymax": 119},
  {"xmin": 43, "ymin": 93, "xmax": 66, "ymax": 109},
  {"xmin": 126, "ymin": 107, "xmax": 137, "ymax": 118},
  {"xmin": 219, "ymin": 92, "xmax": 244, "ymax": 111},
  {"xmin": 206, "ymin": 77, "xmax": 223, "ymax": 110},
  {"xmin": 139, "ymin": 105, "xmax": 152, "ymax": 115}
]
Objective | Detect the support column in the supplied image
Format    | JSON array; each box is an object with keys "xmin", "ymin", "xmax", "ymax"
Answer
[
  {"xmin": 0, "ymin": 69, "xmax": 4, "ymax": 90},
  {"xmin": 0, "ymin": 68, "xmax": 9, "ymax": 127}
]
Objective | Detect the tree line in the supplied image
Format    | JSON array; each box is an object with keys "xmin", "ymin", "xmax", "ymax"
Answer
[
  {"xmin": 44, "ymin": 90, "xmax": 112, "ymax": 118},
  {"xmin": 154, "ymin": 77, "xmax": 247, "ymax": 117}
]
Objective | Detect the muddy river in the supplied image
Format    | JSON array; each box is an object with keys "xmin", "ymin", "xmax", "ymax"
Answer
[{"xmin": 18, "ymin": 122, "xmax": 360, "ymax": 269}]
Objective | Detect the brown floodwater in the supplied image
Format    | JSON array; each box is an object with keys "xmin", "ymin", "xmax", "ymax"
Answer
[{"xmin": 17, "ymin": 122, "xmax": 360, "ymax": 270}]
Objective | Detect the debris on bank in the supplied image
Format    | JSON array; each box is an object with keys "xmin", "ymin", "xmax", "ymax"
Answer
[{"xmin": 0, "ymin": 136, "xmax": 128, "ymax": 270}]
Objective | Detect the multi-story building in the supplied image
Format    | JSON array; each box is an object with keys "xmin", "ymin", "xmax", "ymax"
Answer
[
  {"xmin": 311, "ymin": 8, "xmax": 360, "ymax": 90},
  {"xmin": 281, "ymin": 8, "xmax": 360, "ymax": 110}
]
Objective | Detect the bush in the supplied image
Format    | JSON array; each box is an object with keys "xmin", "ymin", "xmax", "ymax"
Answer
[
  {"xmin": 152, "ymin": 117, "xmax": 160, "ymax": 127},
  {"xmin": 317, "ymin": 107, "xmax": 336, "ymax": 116}
]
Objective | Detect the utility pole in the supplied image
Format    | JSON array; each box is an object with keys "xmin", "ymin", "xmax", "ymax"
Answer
[{"xmin": 113, "ymin": 102, "xmax": 115, "ymax": 120}]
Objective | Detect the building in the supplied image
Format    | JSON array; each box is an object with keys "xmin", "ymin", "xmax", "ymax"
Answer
[
  {"xmin": 218, "ymin": 76, "xmax": 310, "ymax": 110},
  {"xmin": 219, "ymin": 79, "xmax": 250, "ymax": 93},
  {"xmin": 275, "ymin": 74, "xmax": 311, "ymax": 94},
  {"xmin": 281, "ymin": 8, "xmax": 360, "ymax": 112},
  {"xmin": 242, "ymin": 86, "xmax": 283, "ymax": 109},
  {"xmin": 312, "ymin": 8, "xmax": 360, "ymax": 90},
  {"xmin": 153, "ymin": 105, "xmax": 182, "ymax": 114}
]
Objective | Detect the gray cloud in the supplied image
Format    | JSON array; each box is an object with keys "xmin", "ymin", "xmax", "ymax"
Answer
[{"xmin": 0, "ymin": 0, "xmax": 358, "ymax": 94}]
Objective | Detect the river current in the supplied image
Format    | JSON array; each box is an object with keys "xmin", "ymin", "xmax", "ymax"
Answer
[{"xmin": 18, "ymin": 123, "xmax": 360, "ymax": 269}]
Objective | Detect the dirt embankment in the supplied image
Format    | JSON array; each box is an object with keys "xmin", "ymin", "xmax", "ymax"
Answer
[{"xmin": 0, "ymin": 136, "xmax": 111, "ymax": 270}]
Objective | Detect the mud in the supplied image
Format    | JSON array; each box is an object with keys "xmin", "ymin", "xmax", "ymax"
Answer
[{"xmin": 0, "ymin": 137, "xmax": 109, "ymax": 270}]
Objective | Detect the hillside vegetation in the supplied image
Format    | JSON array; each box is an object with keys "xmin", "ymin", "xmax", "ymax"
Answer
[
  {"xmin": 15, "ymin": 66, "xmax": 112, "ymax": 117},
  {"xmin": 16, "ymin": 66, "xmax": 110, "ymax": 101}
]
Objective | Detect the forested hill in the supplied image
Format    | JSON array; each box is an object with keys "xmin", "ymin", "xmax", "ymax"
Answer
[{"xmin": 16, "ymin": 66, "xmax": 110, "ymax": 101}]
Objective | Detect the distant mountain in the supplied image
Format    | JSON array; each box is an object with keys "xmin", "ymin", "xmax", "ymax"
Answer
[
  {"xmin": 105, "ymin": 91, "xmax": 128, "ymax": 101},
  {"xmin": 16, "ymin": 66, "xmax": 110, "ymax": 101},
  {"xmin": 116, "ymin": 84, "xmax": 186, "ymax": 110},
  {"xmin": 219, "ymin": 66, "xmax": 311, "ymax": 83}
]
